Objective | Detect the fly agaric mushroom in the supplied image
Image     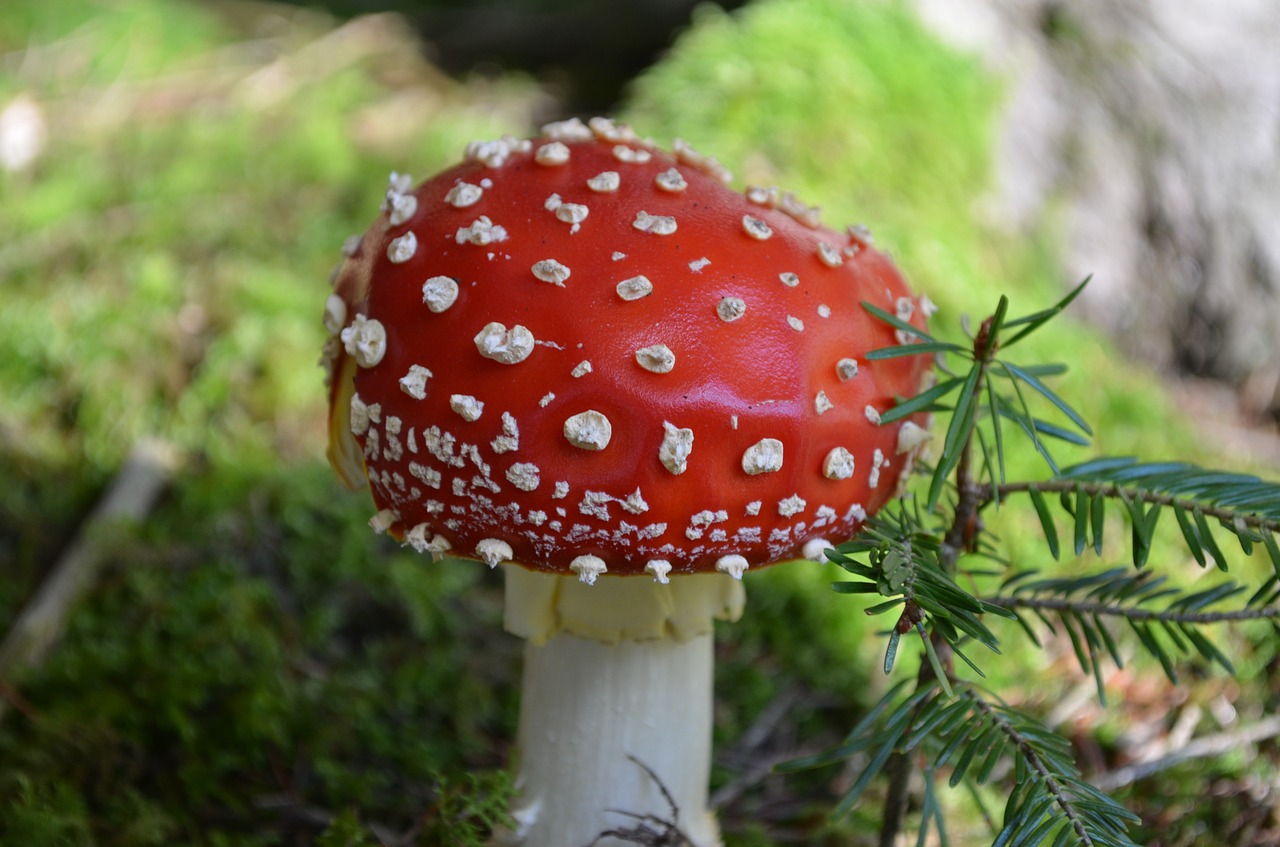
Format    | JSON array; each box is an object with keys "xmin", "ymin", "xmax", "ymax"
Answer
[{"xmin": 322, "ymin": 117, "xmax": 932, "ymax": 847}]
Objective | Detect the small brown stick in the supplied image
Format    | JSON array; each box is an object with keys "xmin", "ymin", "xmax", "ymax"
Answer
[
  {"xmin": 584, "ymin": 756, "xmax": 694, "ymax": 847},
  {"xmin": 1094, "ymin": 713, "xmax": 1280, "ymax": 791},
  {"xmin": 879, "ymin": 314, "xmax": 998, "ymax": 847},
  {"xmin": 979, "ymin": 479, "xmax": 1280, "ymax": 535},
  {"xmin": 709, "ymin": 684, "xmax": 822, "ymax": 810},
  {"xmin": 0, "ymin": 438, "xmax": 179, "ymax": 718}
]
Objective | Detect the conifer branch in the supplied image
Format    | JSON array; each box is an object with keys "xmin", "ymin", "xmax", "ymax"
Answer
[
  {"xmin": 965, "ymin": 692, "xmax": 1097, "ymax": 847},
  {"xmin": 982, "ymin": 478, "xmax": 1280, "ymax": 535},
  {"xmin": 814, "ymin": 282, "xmax": 1275, "ymax": 846},
  {"xmin": 784, "ymin": 680, "xmax": 1141, "ymax": 846},
  {"xmin": 985, "ymin": 594, "xmax": 1280, "ymax": 625},
  {"xmin": 872, "ymin": 304, "xmax": 1005, "ymax": 846}
]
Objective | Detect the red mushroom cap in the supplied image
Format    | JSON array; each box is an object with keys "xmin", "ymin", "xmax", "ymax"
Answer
[{"xmin": 323, "ymin": 118, "xmax": 931, "ymax": 579}]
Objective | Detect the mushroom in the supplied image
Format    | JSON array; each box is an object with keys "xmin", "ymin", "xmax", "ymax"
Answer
[{"xmin": 321, "ymin": 118, "xmax": 932, "ymax": 847}]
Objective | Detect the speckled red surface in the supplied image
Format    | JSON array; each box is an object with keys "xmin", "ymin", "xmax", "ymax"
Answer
[{"xmin": 324, "ymin": 120, "xmax": 931, "ymax": 577}]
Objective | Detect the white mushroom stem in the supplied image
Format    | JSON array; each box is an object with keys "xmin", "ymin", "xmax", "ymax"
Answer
[
  {"xmin": 513, "ymin": 632, "xmax": 716, "ymax": 846},
  {"xmin": 497, "ymin": 566, "xmax": 745, "ymax": 847}
]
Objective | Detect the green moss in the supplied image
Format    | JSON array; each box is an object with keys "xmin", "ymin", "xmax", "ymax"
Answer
[
  {"xmin": 0, "ymin": 465, "xmax": 517, "ymax": 845},
  {"xmin": 2, "ymin": 0, "xmax": 1272, "ymax": 843},
  {"xmin": 1, "ymin": 4, "xmax": 531, "ymax": 838},
  {"xmin": 625, "ymin": 0, "xmax": 1019, "ymax": 314}
]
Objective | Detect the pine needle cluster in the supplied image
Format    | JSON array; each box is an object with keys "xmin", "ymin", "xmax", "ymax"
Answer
[{"xmin": 787, "ymin": 281, "xmax": 1280, "ymax": 846}]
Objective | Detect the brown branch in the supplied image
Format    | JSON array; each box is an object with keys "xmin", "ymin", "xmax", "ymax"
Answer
[
  {"xmin": 879, "ymin": 315, "xmax": 998, "ymax": 847},
  {"xmin": 710, "ymin": 684, "xmax": 820, "ymax": 810},
  {"xmin": 984, "ymin": 595, "xmax": 1280, "ymax": 624},
  {"xmin": 0, "ymin": 438, "xmax": 179, "ymax": 723},
  {"xmin": 1094, "ymin": 714, "xmax": 1280, "ymax": 791},
  {"xmin": 980, "ymin": 479, "xmax": 1280, "ymax": 534},
  {"xmin": 967, "ymin": 693, "xmax": 1097, "ymax": 847},
  {"xmin": 0, "ymin": 677, "xmax": 39, "ymax": 722},
  {"xmin": 585, "ymin": 756, "xmax": 693, "ymax": 847}
]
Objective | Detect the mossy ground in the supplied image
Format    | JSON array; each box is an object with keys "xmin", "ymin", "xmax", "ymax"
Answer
[{"xmin": 2, "ymin": 1, "xmax": 1275, "ymax": 844}]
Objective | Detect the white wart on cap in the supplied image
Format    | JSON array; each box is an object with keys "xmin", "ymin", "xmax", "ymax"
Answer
[{"xmin": 323, "ymin": 123, "xmax": 933, "ymax": 578}]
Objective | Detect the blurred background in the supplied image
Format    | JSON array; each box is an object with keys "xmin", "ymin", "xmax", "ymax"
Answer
[{"xmin": 2, "ymin": 0, "xmax": 1277, "ymax": 844}]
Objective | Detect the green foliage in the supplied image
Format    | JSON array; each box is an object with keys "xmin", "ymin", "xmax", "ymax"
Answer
[
  {"xmin": 0, "ymin": 0, "xmax": 535, "ymax": 475},
  {"xmin": 833, "ymin": 503, "xmax": 1013, "ymax": 693},
  {"xmin": 1, "ymin": 10, "xmax": 534, "ymax": 837},
  {"xmin": 3, "ymin": 1, "xmax": 1276, "ymax": 845},
  {"xmin": 317, "ymin": 809, "xmax": 377, "ymax": 847},
  {"xmin": 624, "ymin": 0, "xmax": 1014, "ymax": 322},
  {"xmin": 784, "ymin": 680, "xmax": 1142, "ymax": 846},
  {"xmin": 0, "ymin": 464, "xmax": 519, "ymax": 846},
  {"xmin": 420, "ymin": 770, "xmax": 518, "ymax": 847},
  {"xmin": 1052, "ymin": 460, "xmax": 1280, "ymax": 572},
  {"xmin": 992, "ymin": 567, "xmax": 1280, "ymax": 691},
  {"xmin": 866, "ymin": 280, "xmax": 1094, "ymax": 508},
  {"xmin": 798, "ymin": 283, "xmax": 1280, "ymax": 845},
  {"xmin": 2, "ymin": 776, "xmax": 92, "ymax": 846},
  {"xmin": 315, "ymin": 770, "xmax": 516, "ymax": 847}
]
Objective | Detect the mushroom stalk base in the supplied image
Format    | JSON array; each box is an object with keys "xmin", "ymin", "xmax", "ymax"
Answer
[
  {"xmin": 504, "ymin": 631, "xmax": 720, "ymax": 847},
  {"xmin": 496, "ymin": 566, "xmax": 744, "ymax": 847}
]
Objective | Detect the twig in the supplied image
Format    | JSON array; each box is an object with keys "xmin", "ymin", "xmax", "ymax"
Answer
[
  {"xmin": 968, "ymin": 693, "xmax": 1097, "ymax": 847},
  {"xmin": 879, "ymin": 315, "xmax": 997, "ymax": 847},
  {"xmin": 1094, "ymin": 714, "xmax": 1280, "ymax": 791},
  {"xmin": 981, "ymin": 479, "xmax": 1280, "ymax": 534},
  {"xmin": 985, "ymin": 594, "xmax": 1280, "ymax": 624},
  {"xmin": 709, "ymin": 684, "xmax": 806, "ymax": 810},
  {"xmin": 0, "ymin": 677, "xmax": 39, "ymax": 721},
  {"xmin": 584, "ymin": 755, "xmax": 693, "ymax": 847},
  {"xmin": 0, "ymin": 438, "xmax": 179, "ymax": 718},
  {"xmin": 734, "ymin": 684, "xmax": 806, "ymax": 754},
  {"xmin": 711, "ymin": 746, "xmax": 829, "ymax": 816},
  {"xmin": 711, "ymin": 684, "xmax": 847, "ymax": 813}
]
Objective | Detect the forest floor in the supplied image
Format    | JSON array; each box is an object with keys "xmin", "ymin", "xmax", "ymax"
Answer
[{"xmin": 2, "ymin": 2, "xmax": 1278, "ymax": 845}]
